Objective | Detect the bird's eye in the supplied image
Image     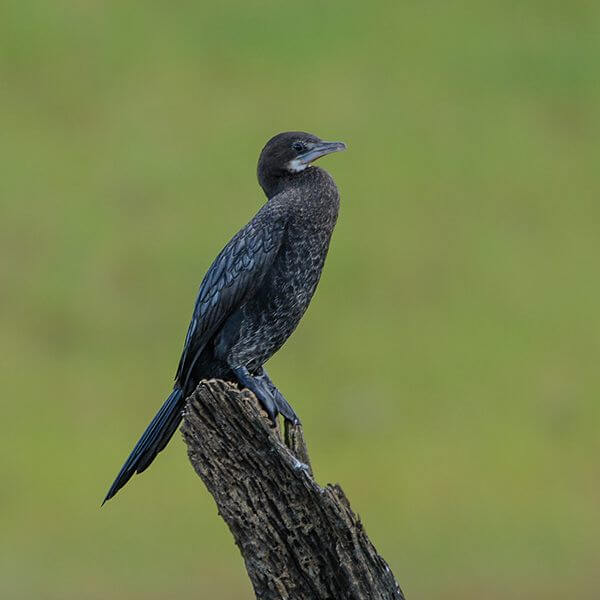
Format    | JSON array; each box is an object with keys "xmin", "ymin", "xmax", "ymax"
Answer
[{"xmin": 292, "ymin": 141, "xmax": 305, "ymax": 152}]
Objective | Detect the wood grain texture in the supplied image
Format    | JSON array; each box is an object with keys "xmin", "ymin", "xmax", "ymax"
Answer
[{"xmin": 181, "ymin": 379, "xmax": 405, "ymax": 600}]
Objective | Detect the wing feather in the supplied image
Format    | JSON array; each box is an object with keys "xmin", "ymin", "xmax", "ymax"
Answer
[{"xmin": 175, "ymin": 202, "xmax": 287, "ymax": 385}]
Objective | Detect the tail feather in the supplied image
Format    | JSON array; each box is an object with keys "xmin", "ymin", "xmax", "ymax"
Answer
[{"xmin": 102, "ymin": 388, "xmax": 184, "ymax": 505}]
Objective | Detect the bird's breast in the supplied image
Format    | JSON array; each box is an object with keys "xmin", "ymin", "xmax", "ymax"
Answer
[{"xmin": 221, "ymin": 178, "xmax": 340, "ymax": 369}]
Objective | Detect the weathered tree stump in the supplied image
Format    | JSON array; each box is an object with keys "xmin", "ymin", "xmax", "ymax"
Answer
[{"xmin": 181, "ymin": 379, "xmax": 405, "ymax": 600}]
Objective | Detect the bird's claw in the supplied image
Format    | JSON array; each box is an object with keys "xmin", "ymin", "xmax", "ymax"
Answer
[{"xmin": 231, "ymin": 365, "xmax": 300, "ymax": 427}]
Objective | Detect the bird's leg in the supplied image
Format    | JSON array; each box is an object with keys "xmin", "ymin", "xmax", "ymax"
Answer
[
  {"xmin": 255, "ymin": 368, "xmax": 300, "ymax": 425},
  {"xmin": 256, "ymin": 368, "xmax": 309, "ymax": 473},
  {"xmin": 231, "ymin": 365, "xmax": 278, "ymax": 425}
]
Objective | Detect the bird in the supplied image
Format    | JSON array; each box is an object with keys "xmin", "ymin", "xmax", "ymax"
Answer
[{"xmin": 103, "ymin": 131, "xmax": 346, "ymax": 504}]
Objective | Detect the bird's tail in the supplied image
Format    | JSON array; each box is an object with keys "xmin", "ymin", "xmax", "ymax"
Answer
[{"xmin": 102, "ymin": 387, "xmax": 185, "ymax": 505}]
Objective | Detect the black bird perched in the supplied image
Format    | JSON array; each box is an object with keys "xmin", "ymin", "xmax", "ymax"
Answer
[{"xmin": 103, "ymin": 131, "xmax": 346, "ymax": 504}]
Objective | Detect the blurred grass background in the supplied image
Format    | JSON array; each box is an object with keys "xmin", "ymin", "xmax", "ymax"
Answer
[{"xmin": 1, "ymin": 1, "xmax": 599, "ymax": 598}]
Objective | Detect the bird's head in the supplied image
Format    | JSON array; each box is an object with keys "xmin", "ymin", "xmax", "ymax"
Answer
[{"xmin": 257, "ymin": 131, "xmax": 346, "ymax": 197}]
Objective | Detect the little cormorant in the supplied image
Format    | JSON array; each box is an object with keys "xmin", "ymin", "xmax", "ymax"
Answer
[{"xmin": 103, "ymin": 131, "xmax": 346, "ymax": 503}]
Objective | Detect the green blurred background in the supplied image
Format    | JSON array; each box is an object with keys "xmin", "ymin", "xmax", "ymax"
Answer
[{"xmin": 1, "ymin": 1, "xmax": 599, "ymax": 598}]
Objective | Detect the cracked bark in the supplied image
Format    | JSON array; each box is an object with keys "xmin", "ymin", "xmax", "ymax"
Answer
[{"xmin": 181, "ymin": 379, "xmax": 405, "ymax": 600}]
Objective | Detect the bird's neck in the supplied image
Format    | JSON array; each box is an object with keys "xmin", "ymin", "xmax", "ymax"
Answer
[
  {"xmin": 285, "ymin": 167, "xmax": 340, "ymax": 230},
  {"xmin": 264, "ymin": 166, "xmax": 337, "ymax": 201}
]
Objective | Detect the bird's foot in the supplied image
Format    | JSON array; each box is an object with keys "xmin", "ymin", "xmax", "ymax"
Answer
[
  {"xmin": 256, "ymin": 368, "xmax": 300, "ymax": 425},
  {"xmin": 231, "ymin": 365, "xmax": 301, "ymax": 427},
  {"xmin": 232, "ymin": 365, "xmax": 279, "ymax": 426}
]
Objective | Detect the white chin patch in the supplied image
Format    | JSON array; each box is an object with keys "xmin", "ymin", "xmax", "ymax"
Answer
[{"xmin": 287, "ymin": 158, "xmax": 309, "ymax": 173}]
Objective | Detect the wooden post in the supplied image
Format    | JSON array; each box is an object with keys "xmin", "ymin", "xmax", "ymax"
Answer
[{"xmin": 181, "ymin": 379, "xmax": 405, "ymax": 600}]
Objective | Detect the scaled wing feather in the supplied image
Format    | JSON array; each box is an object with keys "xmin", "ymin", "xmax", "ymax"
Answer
[{"xmin": 175, "ymin": 204, "xmax": 287, "ymax": 387}]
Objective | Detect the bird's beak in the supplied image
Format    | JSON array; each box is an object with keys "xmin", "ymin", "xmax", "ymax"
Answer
[{"xmin": 298, "ymin": 141, "xmax": 347, "ymax": 166}]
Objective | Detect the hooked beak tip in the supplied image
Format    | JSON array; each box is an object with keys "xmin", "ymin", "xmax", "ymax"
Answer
[
  {"xmin": 299, "ymin": 140, "xmax": 347, "ymax": 165},
  {"xmin": 324, "ymin": 141, "xmax": 347, "ymax": 153}
]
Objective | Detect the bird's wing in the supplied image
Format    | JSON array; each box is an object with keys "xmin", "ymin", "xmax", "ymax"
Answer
[{"xmin": 175, "ymin": 202, "xmax": 287, "ymax": 387}]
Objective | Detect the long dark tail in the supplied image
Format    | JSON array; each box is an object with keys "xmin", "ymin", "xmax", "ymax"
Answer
[{"xmin": 102, "ymin": 388, "xmax": 184, "ymax": 505}]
